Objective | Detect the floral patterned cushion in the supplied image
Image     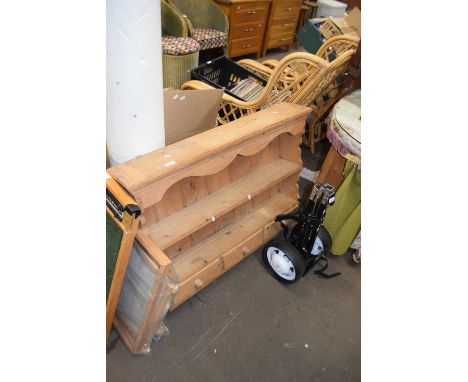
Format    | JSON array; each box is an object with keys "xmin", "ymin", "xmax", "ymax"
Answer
[
  {"xmin": 162, "ymin": 36, "xmax": 200, "ymax": 55},
  {"xmin": 192, "ymin": 28, "xmax": 227, "ymax": 50}
]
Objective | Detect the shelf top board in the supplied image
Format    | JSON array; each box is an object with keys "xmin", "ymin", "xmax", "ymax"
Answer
[{"xmin": 108, "ymin": 103, "xmax": 310, "ymax": 196}]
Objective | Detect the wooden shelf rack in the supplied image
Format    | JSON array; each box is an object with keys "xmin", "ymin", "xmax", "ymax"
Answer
[{"xmin": 107, "ymin": 103, "xmax": 310, "ymax": 353}]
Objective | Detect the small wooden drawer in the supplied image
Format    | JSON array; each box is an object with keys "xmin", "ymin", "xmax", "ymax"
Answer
[
  {"xmin": 271, "ymin": 15, "xmax": 298, "ymax": 27},
  {"xmin": 274, "ymin": 0, "xmax": 302, "ymax": 7},
  {"xmin": 231, "ymin": 3, "xmax": 269, "ymax": 25},
  {"xmin": 222, "ymin": 231, "xmax": 263, "ymax": 270},
  {"xmin": 273, "ymin": 4, "xmax": 301, "ymax": 19},
  {"xmin": 231, "ymin": 21, "xmax": 266, "ymax": 40},
  {"xmin": 232, "ymin": 2, "xmax": 269, "ymax": 15},
  {"xmin": 231, "ymin": 36, "xmax": 263, "ymax": 57},
  {"xmin": 270, "ymin": 21, "xmax": 297, "ymax": 36},
  {"xmin": 173, "ymin": 259, "xmax": 224, "ymax": 307},
  {"xmin": 267, "ymin": 32, "xmax": 294, "ymax": 48}
]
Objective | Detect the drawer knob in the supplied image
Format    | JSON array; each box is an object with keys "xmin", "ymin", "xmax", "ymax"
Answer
[
  {"xmin": 248, "ymin": 10, "xmax": 256, "ymax": 14},
  {"xmin": 241, "ymin": 44, "xmax": 251, "ymax": 48},
  {"xmin": 194, "ymin": 279, "xmax": 204, "ymax": 289},
  {"xmin": 241, "ymin": 247, "xmax": 249, "ymax": 256},
  {"xmin": 287, "ymin": 7, "xmax": 292, "ymax": 11}
]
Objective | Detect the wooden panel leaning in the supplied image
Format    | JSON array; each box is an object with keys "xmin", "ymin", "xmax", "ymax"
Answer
[
  {"xmin": 107, "ymin": 103, "xmax": 310, "ymax": 354},
  {"xmin": 106, "ymin": 178, "xmax": 141, "ymax": 342}
]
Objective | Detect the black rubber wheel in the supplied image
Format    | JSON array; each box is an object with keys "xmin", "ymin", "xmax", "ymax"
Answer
[
  {"xmin": 311, "ymin": 226, "xmax": 332, "ymax": 256},
  {"xmin": 262, "ymin": 239, "xmax": 305, "ymax": 284}
]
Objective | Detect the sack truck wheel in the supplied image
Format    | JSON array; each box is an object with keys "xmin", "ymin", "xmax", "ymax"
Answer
[
  {"xmin": 262, "ymin": 239, "xmax": 305, "ymax": 284},
  {"xmin": 311, "ymin": 226, "xmax": 332, "ymax": 256}
]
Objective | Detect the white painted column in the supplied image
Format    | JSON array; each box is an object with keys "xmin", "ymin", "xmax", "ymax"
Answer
[{"xmin": 107, "ymin": 0, "xmax": 165, "ymax": 166}]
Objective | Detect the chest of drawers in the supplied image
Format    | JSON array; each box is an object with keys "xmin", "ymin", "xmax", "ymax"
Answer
[
  {"xmin": 215, "ymin": 0, "xmax": 271, "ymax": 58},
  {"xmin": 262, "ymin": 0, "xmax": 301, "ymax": 56}
]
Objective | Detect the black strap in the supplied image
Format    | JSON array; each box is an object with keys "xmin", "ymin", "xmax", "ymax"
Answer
[
  {"xmin": 312, "ymin": 256, "xmax": 341, "ymax": 279},
  {"xmin": 275, "ymin": 213, "xmax": 300, "ymax": 240}
]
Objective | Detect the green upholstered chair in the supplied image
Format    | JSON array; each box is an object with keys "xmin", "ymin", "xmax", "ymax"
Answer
[
  {"xmin": 168, "ymin": 0, "xmax": 228, "ymax": 52},
  {"xmin": 161, "ymin": 0, "xmax": 200, "ymax": 89}
]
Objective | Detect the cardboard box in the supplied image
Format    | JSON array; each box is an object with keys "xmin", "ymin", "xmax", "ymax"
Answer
[
  {"xmin": 298, "ymin": 7, "xmax": 360, "ymax": 54},
  {"xmin": 163, "ymin": 89, "xmax": 224, "ymax": 145},
  {"xmin": 328, "ymin": 7, "xmax": 361, "ymax": 37}
]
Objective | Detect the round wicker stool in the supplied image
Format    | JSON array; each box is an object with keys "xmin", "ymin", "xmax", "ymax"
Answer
[{"xmin": 162, "ymin": 36, "xmax": 200, "ymax": 89}]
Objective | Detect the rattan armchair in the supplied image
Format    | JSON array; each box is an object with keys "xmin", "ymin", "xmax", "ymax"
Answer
[
  {"xmin": 181, "ymin": 36, "xmax": 359, "ymax": 152},
  {"xmin": 168, "ymin": 0, "xmax": 228, "ymax": 52},
  {"xmin": 237, "ymin": 35, "xmax": 359, "ymax": 79}
]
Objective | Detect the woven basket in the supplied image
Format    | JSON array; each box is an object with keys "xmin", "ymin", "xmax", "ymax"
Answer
[{"xmin": 163, "ymin": 51, "xmax": 199, "ymax": 89}]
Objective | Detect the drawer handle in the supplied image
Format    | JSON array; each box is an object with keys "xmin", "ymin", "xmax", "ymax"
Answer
[
  {"xmin": 248, "ymin": 10, "xmax": 256, "ymax": 14},
  {"xmin": 194, "ymin": 278, "xmax": 204, "ymax": 289},
  {"xmin": 241, "ymin": 247, "xmax": 249, "ymax": 256},
  {"xmin": 244, "ymin": 28, "xmax": 254, "ymax": 32},
  {"xmin": 280, "ymin": 38, "xmax": 288, "ymax": 41},
  {"xmin": 241, "ymin": 44, "xmax": 251, "ymax": 48},
  {"xmin": 286, "ymin": 7, "xmax": 292, "ymax": 11}
]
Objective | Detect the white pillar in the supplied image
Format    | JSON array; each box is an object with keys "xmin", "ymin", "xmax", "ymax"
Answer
[{"xmin": 107, "ymin": 0, "xmax": 165, "ymax": 166}]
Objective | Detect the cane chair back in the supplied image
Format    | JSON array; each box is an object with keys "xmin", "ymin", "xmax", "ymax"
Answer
[
  {"xmin": 315, "ymin": 35, "xmax": 360, "ymax": 62},
  {"xmin": 181, "ymin": 38, "xmax": 358, "ymax": 131},
  {"xmin": 298, "ymin": 50, "xmax": 356, "ymax": 151},
  {"xmin": 183, "ymin": 52, "xmax": 328, "ymax": 125}
]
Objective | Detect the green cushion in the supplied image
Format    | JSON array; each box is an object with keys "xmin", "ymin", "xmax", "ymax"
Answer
[{"xmin": 106, "ymin": 213, "xmax": 123, "ymax": 301}]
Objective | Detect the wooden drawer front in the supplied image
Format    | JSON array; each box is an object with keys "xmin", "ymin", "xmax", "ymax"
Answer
[
  {"xmin": 268, "ymin": 31, "xmax": 294, "ymax": 48},
  {"xmin": 173, "ymin": 259, "xmax": 223, "ymax": 307},
  {"xmin": 231, "ymin": 3, "xmax": 269, "ymax": 25},
  {"xmin": 271, "ymin": 15, "xmax": 298, "ymax": 28},
  {"xmin": 274, "ymin": 0, "xmax": 302, "ymax": 8},
  {"xmin": 222, "ymin": 231, "xmax": 263, "ymax": 270},
  {"xmin": 273, "ymin": 2, "xmax": 301, "ymax": 20},
  {"xmin": 231, "ymin": 36, "xmax": 263, "ymax": 57},
  {"xmin": 231, "ymin": 21, "xmax": 266, "ymax": 40},
  {"xmin": 270, "ymin": 20, "xmax": 297, "ymax": 36}
]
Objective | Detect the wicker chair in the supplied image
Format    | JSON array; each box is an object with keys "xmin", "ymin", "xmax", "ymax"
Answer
[
  {"xmin": 161, "ymin": 0, "xmax": 200, "ymax": 89},
  {"xmin": 168, "ymin": 0, "xmax": 228, "ymax": 52},
  {"xmin": 238, "ymin": 35, "xmax": 359, "ymax": 78},
  {"xmin": 181, "ymin": 36, "xmax": 359, "ymax": 152},
  {"xmin": 231, "ymin": 35, "xmax": 359, "ymax": 151}
]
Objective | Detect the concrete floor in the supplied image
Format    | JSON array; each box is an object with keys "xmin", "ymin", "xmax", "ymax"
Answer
[{"xmin": 107, "ymin": 144, "xmax": 361, "ymax": 382}]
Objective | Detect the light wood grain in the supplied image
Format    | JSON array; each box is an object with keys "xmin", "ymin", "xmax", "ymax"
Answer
[
  {"xmin": 145, "ymin": 158, "xmax": 299, "ymax": 251},
  {"xmin": 107, "ymin": 103, "xmax": 309, "ymax": 200},
  {"xmin": 109, "ymin": 103, "xmax": 306, "ymax": 353},
  {"xmin": 173, "ymin": 192, "xmax": 296, "ymax": 282},
  {"xmin": 171, "ymin": 193, "xmax": 297, "ymax": 307}
]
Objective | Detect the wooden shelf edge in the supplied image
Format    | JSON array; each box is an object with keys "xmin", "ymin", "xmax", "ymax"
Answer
[
  {"xmin": 145, "ymin": 158, "xmax": 300, "ymax": 250},
  {"xmin": 172, "ymin": 192, "xmax": 297, "ymax": 282},
  {"xmin": 170, "ymin": 193, "xmax": 297, "ymax": 308}
]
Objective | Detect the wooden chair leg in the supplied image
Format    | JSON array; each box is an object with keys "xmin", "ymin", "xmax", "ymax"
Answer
[{"xmin": 306, "ymin": 119, "xmax": 316, "ymax": 154}]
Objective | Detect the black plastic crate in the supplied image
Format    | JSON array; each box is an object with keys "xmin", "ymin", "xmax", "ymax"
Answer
[{"xmin": 191, "ymin": 55, "xmax": 267, "ymax": 101}]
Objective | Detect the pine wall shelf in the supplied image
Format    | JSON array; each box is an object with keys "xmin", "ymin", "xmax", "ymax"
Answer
[{"xmin": 107, "ymin": 103, "xmax": 310, "ymax": 353}]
